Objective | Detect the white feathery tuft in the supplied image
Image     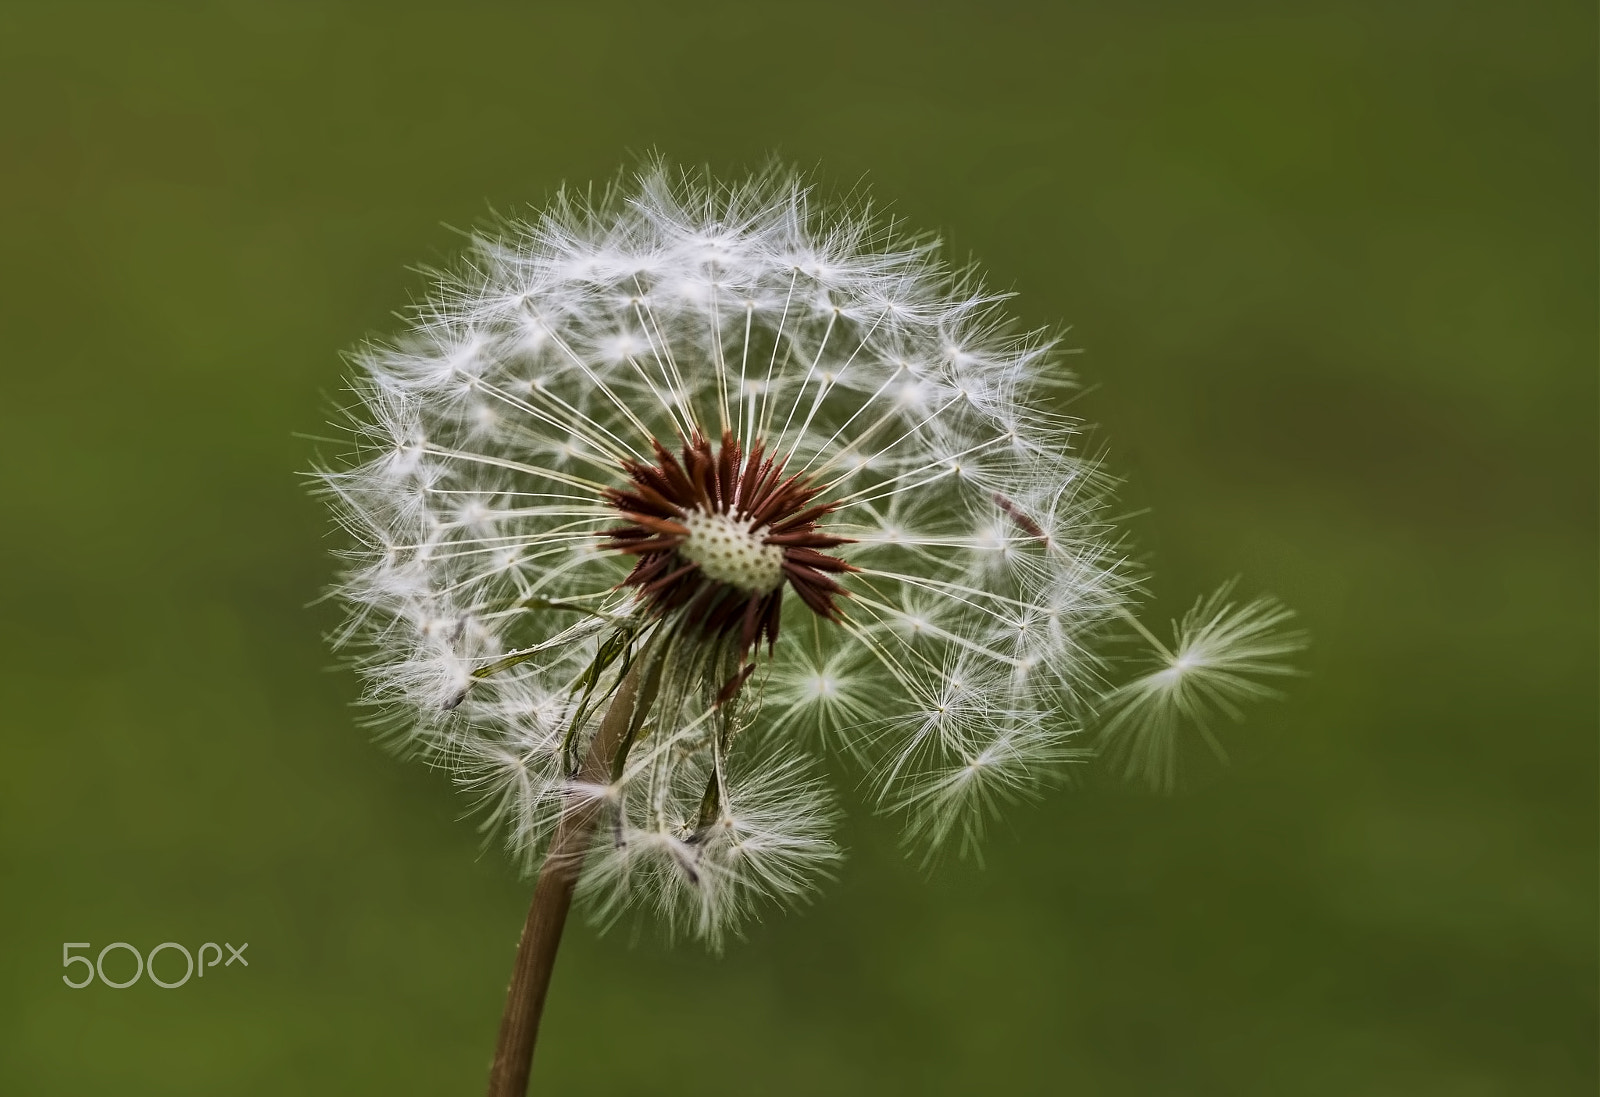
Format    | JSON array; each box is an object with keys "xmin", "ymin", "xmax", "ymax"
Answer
[{"xmin": 1097, "ymin": 582, "xmax": 1308, "ymax": 793}]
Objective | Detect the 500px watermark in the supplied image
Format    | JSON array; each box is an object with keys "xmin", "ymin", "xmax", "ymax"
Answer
[{"xmin": 62, "ymin": 941, "xmax": 248, "ymax": 989}]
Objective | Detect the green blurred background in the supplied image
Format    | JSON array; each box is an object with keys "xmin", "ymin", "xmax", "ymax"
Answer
[{"xmin": 1, "ymin": 1, "xmax": 1593, "ymax": 1093}]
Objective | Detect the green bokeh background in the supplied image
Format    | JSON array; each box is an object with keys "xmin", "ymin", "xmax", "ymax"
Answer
[{"xmin": 2, "ymin": 2, "xmax": 1593, "ymax": 1093}]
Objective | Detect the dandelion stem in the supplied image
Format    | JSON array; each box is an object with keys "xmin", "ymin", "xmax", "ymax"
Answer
[{"xmin": 486, "ymin": 656, "xmax": 645, "ymax": 1097}]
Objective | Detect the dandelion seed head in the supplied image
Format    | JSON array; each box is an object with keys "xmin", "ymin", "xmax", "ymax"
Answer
[{"xmin": 315, "ymin": 161, "xmax": 1301, "ymax": 943}]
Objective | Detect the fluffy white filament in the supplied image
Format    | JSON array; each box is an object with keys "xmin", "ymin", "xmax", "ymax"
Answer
[{"xmin": 317, "ymin": 163, "xmax": 1302, "ymax": 944}]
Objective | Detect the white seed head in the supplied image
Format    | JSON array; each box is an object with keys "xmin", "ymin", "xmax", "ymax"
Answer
[{"xmin": 314, "ymin": 161, "xmax": 1302, "ymax": 945}]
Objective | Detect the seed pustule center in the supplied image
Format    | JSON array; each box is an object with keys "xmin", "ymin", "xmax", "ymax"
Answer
[{"xmin": 676, "ymin": 509, "xmax": 785, "ymax": 595}]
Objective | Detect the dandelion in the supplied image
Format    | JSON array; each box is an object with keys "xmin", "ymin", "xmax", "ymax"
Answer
[{"xmin": 314, "ymin": 162, "xmax": 1302, "ymax": 1095}]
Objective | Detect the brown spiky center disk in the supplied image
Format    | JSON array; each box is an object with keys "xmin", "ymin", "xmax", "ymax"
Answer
[{"xmin": 600, "ymin": 430, "xmax": 856, "ymax": 657}]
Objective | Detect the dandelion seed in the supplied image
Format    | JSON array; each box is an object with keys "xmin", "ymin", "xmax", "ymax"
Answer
[{"xmin": 1098, "ymin": 582, "xmax": 1309, "ymax": 792}]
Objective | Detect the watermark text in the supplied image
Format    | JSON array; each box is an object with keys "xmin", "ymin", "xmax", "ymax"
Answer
[{"xmin": 62, "ymin": 941, "xmax": 248, "ymax": 989}]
